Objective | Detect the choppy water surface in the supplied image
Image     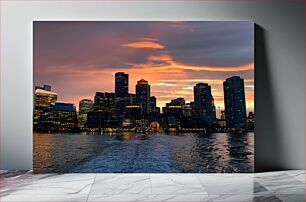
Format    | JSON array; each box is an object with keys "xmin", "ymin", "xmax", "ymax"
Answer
[{"xmin": 33, "ymin": 133, "xmax": 254, "ymax": 173}]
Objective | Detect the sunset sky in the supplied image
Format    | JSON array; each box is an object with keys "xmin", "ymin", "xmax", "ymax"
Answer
[{"xmin": 34, "ymin": 21, "xmax": 254, "ymax": 117}]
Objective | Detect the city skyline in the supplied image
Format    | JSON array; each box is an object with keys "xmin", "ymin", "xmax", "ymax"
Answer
[
  {"xmin": 35, "ymin": 73, "xmax": 249, "ymax": 118},
  {"xmin": 34, "ymin": 21, "xmax": 254, "ymax": 115},
  {"xmin": 34, "ymin": 73, "xmax": 253, "ymax": 133},
  {"xmin": 35, "ymin": 72, "xmax": 254, "ymax": 118}
]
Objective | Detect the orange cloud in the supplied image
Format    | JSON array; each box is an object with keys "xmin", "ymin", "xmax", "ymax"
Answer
[
  {"xmin": 128, "ymin": 53, "xmax": 254, "ymax": 73},
  {"xmin": 121, "ymin": 41, "xmax": 165, "ymax": 49},
  {"xmin": 147, "ymin": 55, "xmax": 172, "ymax": 61},
  {"xmin": 144, "ymin": 62, "xmax": 254, "ymax": 72},
  {"xmin": 173, "ymin": 63, "xmax": 254, "ymax": 72}
]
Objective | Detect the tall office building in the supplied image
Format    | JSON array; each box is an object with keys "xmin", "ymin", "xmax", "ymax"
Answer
[
  {"xmin": 194, "ymin": 83, "xmax": 216, "ymax": 124},
  {"xmin": 136, "ymin": 79, "xmax": 150, "ymax": 114},
  {"xmin": 115, "ymin": 72, "xmax": 128, "ymax": 97},
  {"xmin": 223, "ymin": 76, "xmax": 247, "ymax": 129},
  {"xmin": 78, "ymin": 99, "xmax": 93, "ymax": 127},
  {"xmin": 33, "ymin": 85, "xmax": 58, "ymax": 130}
]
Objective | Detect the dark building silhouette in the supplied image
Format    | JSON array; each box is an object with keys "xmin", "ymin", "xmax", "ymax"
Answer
[
  {"xmin": 150, "ymin": 96, "xmax": 156, "ymax": 110},
  {"xmin": 94, "ymin": 92, "xmax": 116, "ymax": 113},
  {"xmin": 178, "ymin": 116, "xmax": 210, "ymax": 132},
  {"xmin": 164, "ymin": 98, "xmax": 186, "ymax": 118},
  {"xmin": 125, "ymin": 105, "xmax": 142, "ymax": 120},
  {"xmin": 150, "ymin": 96, "xmax": 160, "ymax": 113},
  {"xmin": 169, "ymin": 97, "xmax": 185, "ymax": 106},
  {"xmin": 78, "ymin": 99, "xmax": 93, "ymax": 127},
  {"xmin": 223, "ymin": 76, "xmax": 247, "ymax": 130},
  {"xmin": 136, "ymin": 79, "xmax": 150, "ymax": 114},
  {"xmin": 34, "ymin": 72, "xmax": 253, "ymax": 134},
  {"xmin": 247, "ymin": 112, "xmax": 255, "ymax": 132},
  {"xmin": 194, "ymin": 83, "xmax": 216, "ymax": 124},
  {"xmin": 86, "ymin": 111, "xmax": 111, "ymax": 130},
  {"xmin": 166, "ymin": 105, "xmax": 183, "ymax": 119},
  {"xmin": 115, "ymin": 72, "xmax": 128, "ymax": 97},
  {"xmin": 182, "ymin": 104, "xmax": 192, "ymax": 117}
]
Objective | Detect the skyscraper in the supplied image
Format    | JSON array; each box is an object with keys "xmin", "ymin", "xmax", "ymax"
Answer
[
  {"xmin": 223, "ymin": 76, "xmax": 247, "ymax": 130},
  {"xmin": 115, "ymin": 72, "xmax": 128, "ymax": 97},
  {"xmin": 136, "ymin": 79, "xmax": 150, "ymax": 114},
  {"xmin": 78, "ymin": 99, "xmax": 93, "ymax": 127},
  {"xmin": 194, "ymin": 83, "xmax": 216, "ymax": 124}
]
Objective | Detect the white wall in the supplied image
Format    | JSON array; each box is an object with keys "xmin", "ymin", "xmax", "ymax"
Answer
[{"xmin": 1, "ymin": 0, "xmax": 305, "ymax": 171}]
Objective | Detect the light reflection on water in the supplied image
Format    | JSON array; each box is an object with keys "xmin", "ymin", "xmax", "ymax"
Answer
[{"xmin": 33, "ymin": 133, "xmax": 254, "ymax": 173}]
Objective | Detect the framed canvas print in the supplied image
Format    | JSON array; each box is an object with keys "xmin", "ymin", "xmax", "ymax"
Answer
[{"xmin": 33, "ymin": 21, "xmax": 254, "ymax": 173}]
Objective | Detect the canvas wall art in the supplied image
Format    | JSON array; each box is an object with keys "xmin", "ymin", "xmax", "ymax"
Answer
[{"xmin": 33, "ymin": 21, "xmax": 254, "ymax": 173}]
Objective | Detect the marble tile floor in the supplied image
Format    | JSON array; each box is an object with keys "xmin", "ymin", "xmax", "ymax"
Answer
[{"xmin": 0, "ymin": 170, "xmax": 305, "ymax": 202}]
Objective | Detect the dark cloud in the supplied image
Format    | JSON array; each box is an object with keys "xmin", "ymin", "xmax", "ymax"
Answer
[{"xmin": 160, "ymin": 21, "xmax": 254, "ymax": 67}]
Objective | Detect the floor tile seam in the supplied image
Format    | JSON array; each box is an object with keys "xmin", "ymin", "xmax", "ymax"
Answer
[{"xmin": 86, "ymin": 174, "xmax": 97, "ymax": 202}]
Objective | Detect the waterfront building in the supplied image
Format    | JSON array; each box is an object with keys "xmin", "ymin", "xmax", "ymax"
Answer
[
  {"xmin": 86, "ymin": 111, "xmax": 113, "ymax": 131},
  {"xmin": 34, "ymin": 86, "xmax": 57, "ymax": 108},
  {"xmin": 40, "ymin": 102, "xmax": 77, "ymax": 132},
  {"xmin": 165, "ymin": 105, "xmax": 183, "ymax": 118},
  {"xmin": 223, "ymin": 76, "xmax": 247, "ymax": 130},
  {"xmin": 163, "ymin": 98, "xmax": 185, "ymax": 116},
  {"xmin": 78, "ymin": 99, "xmax": 93, "ymax": 128},
  {"xmin": 115, "ymin": 72, "xmax": 129, "ymax": 97},
  {"xmin": 33, "ymin": 85, "xmax": 57, "ymax": 130},
  {"xmin": 247, "ymin": 112, "xmax": 255, "ymax": 132},
  {"xmin": 194, "ymin": 83, "xmax": 216, "ymax": 124},
  {"xmin": 177, "ymin": 116, "xmax": 209, "ymax": 132},
  {"xmin": 136, "ymin": 79, "xmax": 150, "ymax": 114},
  {"xmin": 125, "ymin": 105, "xmax": 142, "ymax": 120},
  {"xmin": 93, "ymin": 92, "xmax": 117, "ymax": 114},
  {"xmin": 182, "ymin": 104, "xmax": 192, "ymax": 117}
]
